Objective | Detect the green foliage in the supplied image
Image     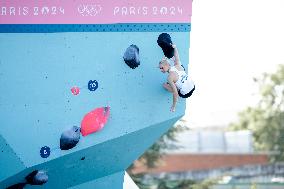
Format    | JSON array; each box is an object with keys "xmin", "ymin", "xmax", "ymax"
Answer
[
  {"xmin": 157, "ymin": 179, "xmax": 196, "ymax": 189},
  {"xmin": 130, "ymin": 175, "xmax": 217, "ymax": 189},
  {"xmin": 229, "ymin": 64, "xmax": 284, "ymax": 162},
  {"xmin": 190, "ymin": 179, "xmax": 218, "ymax": 189}
]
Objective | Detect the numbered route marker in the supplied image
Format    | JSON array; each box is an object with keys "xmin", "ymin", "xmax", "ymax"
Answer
[
  {"xmin": 88, "ymin": 80, "xmax": 98, "ymax": 91},
  {"xmin": 71, "ymin": 86, "xmax": 80, "ymax": 95},
  {"xmin": 40, "ymin": 146, "xmax": 51, "ymax": 158}
]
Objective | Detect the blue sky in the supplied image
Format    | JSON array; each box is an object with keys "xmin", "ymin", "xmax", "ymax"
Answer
[{"xmin": 185, "ymin": 0, "xmax": 284, "ymax": 128}]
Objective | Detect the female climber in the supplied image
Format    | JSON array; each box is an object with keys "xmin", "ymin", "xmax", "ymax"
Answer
[{"xmin": 159, "ymin": 44, "xmax": 195, "ymax": 112}]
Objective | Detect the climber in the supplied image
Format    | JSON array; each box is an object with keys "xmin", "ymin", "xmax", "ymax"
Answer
[{"xmin": 159, "ymin": 44, "xmax": 195, "ymax": 112}]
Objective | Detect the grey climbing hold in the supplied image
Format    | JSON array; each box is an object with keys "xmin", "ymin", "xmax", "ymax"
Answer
[
  {"xmin": 7, "ymin": 170, "xmax": 48, "ymax": 188},
  {"xmin": 60, "ymin": 126, "xmax": 80, "ymax": 150},
  {"xmin": 25, "ymin": 170, "xmax": 48, "ymax": 185},
  {"xmin": 123, "ymin": 45, "xmax": 140, "ymax": 69},
  {"xmin": 157, "ymin": 33, "xmax": 174, "ymax": 59}
]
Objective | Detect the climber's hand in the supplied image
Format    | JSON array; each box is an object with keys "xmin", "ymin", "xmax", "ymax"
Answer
[{"xmin": 170, "ymin": 105, "xmax": 176, "ymax": 112}]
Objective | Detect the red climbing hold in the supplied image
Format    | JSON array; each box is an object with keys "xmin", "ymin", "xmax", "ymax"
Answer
[
  {"xmin": 81, "ymin": 106, "xmax": 110, "ymax": 136},
  {"xmin": 71, "ymin": 86, "xmax": 80, "ymax": 95}
]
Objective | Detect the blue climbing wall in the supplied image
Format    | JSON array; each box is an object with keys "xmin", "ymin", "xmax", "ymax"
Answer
[{"xmin": 0, "ymin": 23, "xmax": 190, "ymax": 188}]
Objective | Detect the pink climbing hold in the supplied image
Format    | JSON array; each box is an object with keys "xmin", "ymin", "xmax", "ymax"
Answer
[
  {"xmin": 71, "ymin": 86, "xmax": 80, "ymax": 95},
  {"xmin": 81, "ymin": 106, "xmax": 110, "ymax": 136}
]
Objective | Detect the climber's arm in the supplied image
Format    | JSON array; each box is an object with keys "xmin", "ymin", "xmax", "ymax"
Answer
[
  {"xmin": 172, "ymin": 44, "xmax": 181, "ymax": 66},
  {"xmin": 167, "ymin": 75, "xmax": 179, "ymax": 112}
]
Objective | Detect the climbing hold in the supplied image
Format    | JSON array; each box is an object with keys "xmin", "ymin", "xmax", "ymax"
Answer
[
  {"xmin": 157, "ymin": 33, "xmax": 174, "ymax": 59},
  {"xmin": 6, "ymin": 170, "xmax": 48, "ymax": 189},
  {"xmin": 123, "ymin": 45, "xmax": 140, "ymax": 69},
  {"xmin": 88, "ymin": 80, "xmax": 98, "ymax": 91},
  {"xmin": 60, "ymin": 126, "xmax": 81, "ymax": 150},
  {"xmin": 71, "ymin": 86, "xmax": 80, "ymax": 95},
  {"xmin": 25, "ymin": 170, "xmax": 48, "ymax": 185},
  {"xmin": 81, "ymin": 106, "xmax": 110, "ymax": 136},
  {"xmin": 40, "ymin": 146, "xmax": 50, "ymax": 158}
]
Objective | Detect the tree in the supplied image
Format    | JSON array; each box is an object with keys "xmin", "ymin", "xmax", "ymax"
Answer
[
  {"xmin": 229, "ymin": 64, "xmax": 284, "ymax": 162},
  {"xmin": 127, "ymin": 118, "xmax": 189, "ymax": 188}
]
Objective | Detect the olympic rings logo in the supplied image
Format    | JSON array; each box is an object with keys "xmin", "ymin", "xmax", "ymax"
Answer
[{"xmin": 77, "ymin": 4, "xmax": 102, "ymax": 16}]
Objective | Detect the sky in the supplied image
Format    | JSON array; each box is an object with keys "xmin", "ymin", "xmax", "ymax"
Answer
[{"xmin": 185, "ymin": 0, "xmax": 284, "ymax": 128}]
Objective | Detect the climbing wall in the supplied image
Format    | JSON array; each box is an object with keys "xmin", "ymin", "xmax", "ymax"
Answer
[{"xmin": 0, "ymin": 1, "xmax": 192, "ymax": 188}]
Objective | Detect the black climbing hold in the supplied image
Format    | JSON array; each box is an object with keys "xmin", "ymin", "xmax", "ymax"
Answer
[
  {"xmin": 88, "ymin": 80, "xmax": 98, "ymax": 91},
  {"xmin": 60, "ymin": 126, "xmax": 80, "ymax": 150},
  {"xmin": 157, "ymin": 33, "xmax": 174, "ymax": 59},
  {"xmin": 40, "ymin": 146, "xmax": 50, "ymax": 158},
  {"xmin": 123, "ymin": 45, "xmax": 140, "ymax": 69},
  {"xmin": 81, "ymin": 157, "xmax": 85, "ymax": 160},
  {"xmin": 6, "ymin": 183, "xmax": 26, "ymax": 189},
  {"xmin": 25, "ymin": 170, "xmax": 48, "ymax": 185}
]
